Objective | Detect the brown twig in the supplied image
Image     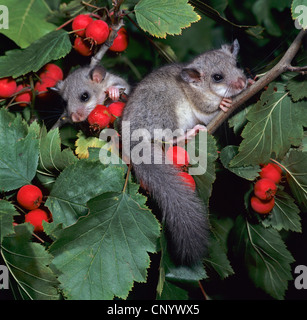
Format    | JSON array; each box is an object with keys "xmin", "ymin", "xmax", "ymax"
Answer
[
  {"xmin": 207, "ymin": 29, "xmax": 307, "ymax": 134},
  {"xmin": 90, "ymin": 0, "xmax": 125, "ymax": 67}
]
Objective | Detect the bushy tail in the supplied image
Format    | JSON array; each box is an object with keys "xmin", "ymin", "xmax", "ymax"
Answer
[{"xmin": 133, "ymin": 155, "xmax": 209, "ymax": 265}]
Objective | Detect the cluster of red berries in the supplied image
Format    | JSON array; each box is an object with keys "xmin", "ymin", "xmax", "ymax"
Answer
[
  {"xmin": 0, "ymin": 63, "xmax": 63, "ymax": 105},
  {"xmin": 16, "ymin": 185, "xmax": 51, "ymax": 233},
  {"xmin": 250, "ymin": 163, "xmax": 283, "ymax": 215},
  {"xmin": 87, "ymin": 101, "xmax": 126, "ymax": 130},
  {"xmin": 72, "ymin": 14, "xmax": 128, "ymax": 56},
  {"xmin": 166, "ymin": 146, "xmax": 196, "ymax": 191}
]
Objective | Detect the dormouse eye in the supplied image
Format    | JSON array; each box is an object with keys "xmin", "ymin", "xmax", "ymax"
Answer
[
  {"xmin": 212, "ymin": 74, "xmax": 224, "ymax": 82},
  {"xmin": 80, "ymin": 92, "xmax": 90, "ymax": 102}
]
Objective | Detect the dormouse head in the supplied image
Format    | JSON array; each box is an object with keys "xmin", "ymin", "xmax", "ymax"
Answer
[
  {"xmin": 180, "ymin": 40, "xmax": 247, "ymax": 98},
  {"xmin": 51, "ymin": 65, "xmax": 107, "ymax": 124}
]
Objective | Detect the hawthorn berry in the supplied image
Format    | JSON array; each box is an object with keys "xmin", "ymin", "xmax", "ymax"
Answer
[
  {"xmin": 251, "ymin": 196, "xmax": 275, "ymax": 214},
  {"xmin": 85, "ymin": 20, "xmax": 109, "ymax": 45},
  {"xmin": 17, "ymin": 185, "xmax": 43, "ymax": 210},
  {"xmin": 39, "ymin": 63, "xmax": 63, "ymax": 81},
  {"xmin": 259, "ymin": 163, "xmax": 282, "ymax": 184},
  {"xmin": 166, "ymin": 146, "xmax": 190, "ymax": 167},
  {"xmin": 35, "ymin": 77, "xmax": 58, "ymax": 97},
  {"xmin": 25, "ymin": 209, "xmax": 49, "ymax": 232},
  {"xmin": 108, "ymin": 101, "xmax": 126, "ymax": 123},
  {"xmin": 88, "ymin": 105, "xmax": 111, "ymax": 129},
  {"xmin": 15, "ymin": 84, "xmax": 32, "ymax": 107},
  {"xmin": 0, "ymin": 77, "xmax": 17, "ymax": 98},
  {"xmin": 109, "ymin": 27, "xmax": 129, "ymax": 52},
  {"xmin": 72, "ymin": 14, "xmax": 93, "ymax": 37},
  {"xmin": 254, "ymin": 178, "xmax": 277, "ymax": 201},
  {"xmin": 179, "ymin": 171, "xmax": 196, "ymax": 191},
  {"xmin": 74, "ymin": 37, "xmax": 93, "ymax": 56}
]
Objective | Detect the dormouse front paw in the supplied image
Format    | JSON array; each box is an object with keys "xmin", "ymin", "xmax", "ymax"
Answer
[
  {"xmin": 219, "ymin": 98, "xmax": 232, "ymax": 112},
  {"xmin": 107, "ymin": 86, "xmax": 120, "ymax": 101}
]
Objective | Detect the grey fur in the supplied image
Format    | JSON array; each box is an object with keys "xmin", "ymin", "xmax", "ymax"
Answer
[
  {"xmin": 52, "ymin": 65, "xmax": 130, "ymax": 128},
  {"xmin": 122, "ymin": 41, "xmax": 247, "ymax": 265}
]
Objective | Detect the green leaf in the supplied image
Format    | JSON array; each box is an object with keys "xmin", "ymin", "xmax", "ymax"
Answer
[
  {"xmin": 0, "ymin": 200, "xmax": 16, "ymax": 241},
  {"xmin": 190, "ymin": 132, "xmax": 218, "ymax": 205},
  {"xmin": 135, "ymin": 0, "xmax": 201, "ymax": 38},
  {"xmin": 0, "ymin": 0, "xmax": 56, "ymax": 48},
  {"xmin": 204, "ymin": 216, "xmax": 234, "ymax": 279},
  {"xmin": 228, "ymin": 104, "xmax": 253, "ymax": 135},
  {"xmin": 1, "ymin": 224, "xmax": 60, "ymax": 300},
  {"xmin": 49, "ymin": 190, "xmax": 160, "ymax": 300},
  {"xmin": 36, "ymin": 127, "xmax": 78, "ymax": 187},
  {"xmin": 220, "ymin": 145, "xmax": 260, "ymax": 181},
  {"xmin": 262, "ymin": 190, "xmax": 301, "ymax": 232},
  {"xmin": 230, "ymin": 83, "xmax": 307, "ymax": 167},
  {"xmin": 0, "ymin": 30, "xmax": 71, "ymax": 78},
  {"xmin": 232, "ymin": 216, "xmax": 294, "ymax": 300},
  {"xmin": 45, "ymin": 160, "xmax": 126, "ymax": 227},
  {"xmin": 282, "ymin": 149, "xmax": 307, "ymax": 212},
  {"xmin": 291, "ymin": 0, "xmax": 307, "ymax": 29},
  {"xmin": 287, "ymin": 75, "xmax": 307, "ymax": 102},
  {"xmin": 0, "ymin": 109, "xmax": 39, "ymax": 192}
]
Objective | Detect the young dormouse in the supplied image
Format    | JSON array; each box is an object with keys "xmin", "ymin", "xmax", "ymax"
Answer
[
  {"xmin": 121, "ymin": 40, "xmax": 247, "ymax": 265},
  {"xmin": 51, "ymin": 65, "xmax": 130, "ymax": 128}
]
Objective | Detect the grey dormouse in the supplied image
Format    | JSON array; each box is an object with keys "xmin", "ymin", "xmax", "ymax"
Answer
[
  {"xmin": 121, "ymin": 40, "xmax": 247, "ymax": 265},
  {"xmin": 51, "ymin": 65, "xmax": 130, "ymax": 129}
]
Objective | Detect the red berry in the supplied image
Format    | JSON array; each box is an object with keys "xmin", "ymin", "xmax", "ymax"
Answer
[
  {"xmin": 166, "ymin": 146, "xmax": 190, "ymax": 167},
  {"xmin": 108, "ymin": 101, "xmax": 126, "ymax": 123},
  {"xmin": 74, "ymin": 37, "xmax": 93, "ymax": 56},
  {"xmin": 251, "ymin": 196, "xmax": 275, "ymax": 214},
  {"xmin": 88, "ymin": 105, "xmax": 111, "ymax": 129},
  {"xmin": 15, "ymin": 84, "xmax": 32, "ymax": 107},
  {"xmin": 35, "ymin": 77, "xmax": 58, "ymax": 96},
  {"xmin": 25, "ymin": 209, "xmax": 49, "ymax": 232},
  {"xmin": 0, "ymin": 77, "xmax": 17, "ymax": 98},
  {"xmin": 72, "ymin": 14, "xmax": 93, "ymax": 37},
  {"xmin": 17, "ymin": 185, "xmax": 43, "ymax": 210},
  {"xmin": 179, "ymin": 172, "xmax": 196, "ymax": 191},
  {"xmin": 39, "ymin": 63, "xmax": 63, "ymax": 81},
  {"xmin": 260, "ymin": 163, "xmax": 282, "ymax": 184},
  {"xmin": 109, "ymin": 27, "xmax": 129, "ymax": 52},
  {"xmin": 85, "ymin": 20, "xmax": 109, "ymax": 45},
  {"xmin": 254, "ymin": 178, "xmax": 277, "ymax": 201}
]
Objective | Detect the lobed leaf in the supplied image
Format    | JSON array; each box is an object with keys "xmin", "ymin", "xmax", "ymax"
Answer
[
  {"xmin": 0, "ymin": 200, "xmax": 17, "ymax": 242},
  {"xmin": 1, "ymin": 224, "xmax": 60, "ymax": 300},
  {"xmin": 49, "ymin": 190, "xmax": 160, "ymax": 300},
  {"xmin": 0, "ymin": 0, "xmax": 56, "ymax": 48},
  {"xmin": 262, "ymin": 190, "xmax": 301, "ymax": 232},
  {"xmin": 0, "ymin": 109, "xmax": 39, "ymax": 192},
  {"xmin": 282, "ymin": 149, "xmax": 307, "ymax": 212},
  {"xmin": 232, "ymin": 216, "xmax": 294, "ymax": 300},
  {"xmin": 135, "ymin": 0, "xmax": 201, "ymax": 38},
  {"xmin": 230, "ymin": 83, "xmax": 307, "ymax": 167},
  {"xmin": 45, "ymin": 160, "xmax": 126, "ymax": 227},
  {"xmin": 0, "ymin": 30, "xmax": 71, "ymax": 78}
]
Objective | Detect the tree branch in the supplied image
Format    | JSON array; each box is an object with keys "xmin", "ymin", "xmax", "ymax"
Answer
[{"xmin": 207, "ymin": 29, "xmax": 307, "ymax": 134}]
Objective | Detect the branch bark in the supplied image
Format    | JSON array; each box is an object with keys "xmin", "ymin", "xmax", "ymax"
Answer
[{"xmin": 207, "ymin": 29, "xmax": 307, "ymax": 134}]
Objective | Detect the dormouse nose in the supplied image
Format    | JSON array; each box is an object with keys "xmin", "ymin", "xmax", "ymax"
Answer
[
  {"xmin": 71, "ymin": 109, "xmax": 87, "ymax": 122},
  {"xmin": 232, "ymin": 77, "xmax": 246, "ymax": 90}
]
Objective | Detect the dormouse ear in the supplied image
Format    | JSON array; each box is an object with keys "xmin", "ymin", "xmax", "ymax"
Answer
[
  {"xmin": 49, "ymin": 80, "xmax": 64, "ymax": 93},
  {"xmin": 221, "ymin": 39, "xmax": 240, "ymax": 58},
  {"xmin": 89, "ymin": 65, "xmax": 107, "ymax": 83},
  {"xmin": 181, "ymin": 68, "xmax": 202, "ymax": 83}
]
